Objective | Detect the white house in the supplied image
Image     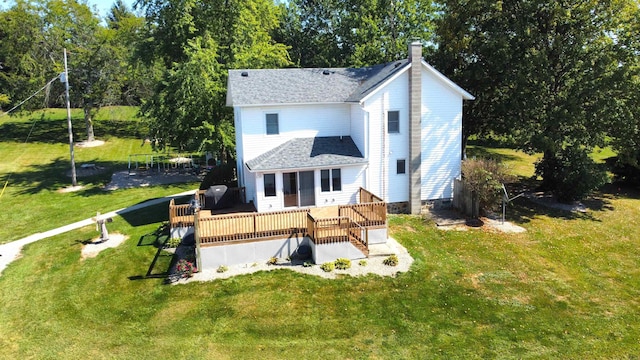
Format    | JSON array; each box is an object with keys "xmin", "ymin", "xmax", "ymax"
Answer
[{"xmin": 226, "ymin": 42, "xmax": 474, "ymax": 215}]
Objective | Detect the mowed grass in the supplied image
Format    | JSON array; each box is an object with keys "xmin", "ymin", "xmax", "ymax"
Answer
[
  {"xmin": 0, "ymin": 107, "xmax": 198, "ymax": 243},
  {"xmin": 0, "ymin": 121, "xmax": 639, "ymax": 357}
]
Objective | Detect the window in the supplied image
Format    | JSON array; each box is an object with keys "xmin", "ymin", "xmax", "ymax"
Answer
[
  {"xmin": 266, "ymin": 113, "xmax": 279, "ymax": 135},
  {"xmin": 397, "ymin": 159, "xmax": 406, "ymax": 174},
  {"xmin": 264, "ymin": 173, "xmax": 276, "ymax": 197},
  {"xmin": 387, "ymin": 110, "xmax": 399, "ymax": 133},
  {"xmin": 321, "ymin": 170, "xmax": 330, "ymax": 192},
  {"xmin": 332, "ymin": 169, "xmax": 341, "ymax": 191},
  {"xmin": 321, "ymin": 169, "xmax": 341, "ymax": 192}
]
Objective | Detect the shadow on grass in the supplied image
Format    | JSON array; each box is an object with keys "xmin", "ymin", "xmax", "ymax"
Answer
[
  {"xmin": 0, "ymin": 116, "xmax": 147, "ymax": 144},
  {"xmin": 467, "ymin": 146, "xmax": 523, "ymax": 163},
  {"xmin": 501, "ymin": 178, "xmax": 620, "ymax": 225},
  {"xmin": 129, "ymin": 224, "xmax": 196, "ymax": 283},
  {"xmin": 1, "ymin": 157, "xmax": 125, "ymax": 195}
]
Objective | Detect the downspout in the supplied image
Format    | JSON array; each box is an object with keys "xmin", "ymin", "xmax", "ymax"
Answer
[{"xmin": 382, "ymin": 92, "xmax": 388, "ymax": 201}]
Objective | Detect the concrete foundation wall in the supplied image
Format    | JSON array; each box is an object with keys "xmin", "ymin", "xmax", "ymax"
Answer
[
  {"xmin": 313, "ymin": 242, "xmax": 367, "ymax": 264},
  {"xmin": 171, "ymin": 226, "xmax": 193, "ymax": 240},
  {"xmin": 200, "ymin": 235, "xmax": 310, "ymax": 269},
  {"xmin": 368, "ymin": 228, "xmax": 388, "ymax": 245}
]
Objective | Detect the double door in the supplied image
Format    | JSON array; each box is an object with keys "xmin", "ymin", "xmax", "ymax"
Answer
[{"xmin": 283, "ymin": 171, "xmax": 315, "ymax": 207}]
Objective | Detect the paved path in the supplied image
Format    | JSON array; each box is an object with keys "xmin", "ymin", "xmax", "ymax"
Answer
[{"xmin": 0, "ymin": 190, "xmax": 196, "ymax": 276}]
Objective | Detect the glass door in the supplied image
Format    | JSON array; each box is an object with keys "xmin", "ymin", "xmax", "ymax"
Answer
[
  {"xmin": 298, "ymin": 171, "xmax": 315, "ymax": 207},
  {"xmin": 283, "ymin": 172, "xmax": 298, "ymax": 207},
  {"xmin": 282, "ymin": 171, "xmax": 316, "ymax": 207}
]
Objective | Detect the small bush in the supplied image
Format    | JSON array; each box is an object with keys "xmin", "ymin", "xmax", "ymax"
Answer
[
  {"xmin": 303, "ymin": 261, "xmax": 313, "ymax": 267},
  {"xmin": 320, "ymin": 262, "xmax": 335, "ymax": 272},
  {"xmin": 383, "ymin": 254, "xmax": 399, "ymax": 267},
  {"xmin": 166, "ymin": 237, "xmax": 181, "ymax": 248},
  {"xmin": 175, "ymin": 259, "xmax": 197, "ymax": 278},
  {"xmin": 267, "ymin": 257, "xmax": 278, "ymax": 265},
  {"xmin": 216, "ymin": 265, "xmax": 228, "ymax": 273},
  {"xmin": 334, "ymin": 258, "xmax": 351, "ymax": 270},
  {"xmin": 462, "ymin": 158, "xmax": 515, "ymax": 214},
  {"xmin": 199, "ymin": 163, "xmax": 237, "ymax": 189},
  {"xmin": 358, "ymin": 260, "xmax": 368, "ymax": 267}
]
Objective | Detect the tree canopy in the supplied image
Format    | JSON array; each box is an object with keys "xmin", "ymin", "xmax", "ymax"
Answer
[{"xmin": 1, "ymin": 0, "xmax": 639, "ymax": 197}]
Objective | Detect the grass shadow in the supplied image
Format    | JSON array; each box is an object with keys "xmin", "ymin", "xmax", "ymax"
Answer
[
  {"xmin": 2, "ymin": 158, "xmax": 127, "ymax": 195},
  {"xmin": 0, "ymin": 115, "xmax": 148, "ymax": 144},
  {"xmin": 467, "ymin": 146, "xmax": 522, "ymax": 163}
]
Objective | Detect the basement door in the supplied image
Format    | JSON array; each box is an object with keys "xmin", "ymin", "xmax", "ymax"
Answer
[{"xmin": 283, "ymin": 171, "xmax": 315, "ymax": 207}]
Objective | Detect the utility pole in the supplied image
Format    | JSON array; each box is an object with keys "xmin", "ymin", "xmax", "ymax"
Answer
[{"xmin": 63, "ymin": 48, "xmax": 77, "ymax": 187}]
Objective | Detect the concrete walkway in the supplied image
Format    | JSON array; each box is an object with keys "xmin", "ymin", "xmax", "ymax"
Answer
[{"xmin": 0, "ymin": 190, "xmax": 196, "ymax": 276}]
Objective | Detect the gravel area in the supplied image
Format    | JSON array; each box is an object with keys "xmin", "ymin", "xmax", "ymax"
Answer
[
  {"xmin": 177, "ymin": 237, "xmax": 414, "ymax": 283},
  {"xmin": 104, "ymin": 170, "xmax": 200, "ymax": 190}
]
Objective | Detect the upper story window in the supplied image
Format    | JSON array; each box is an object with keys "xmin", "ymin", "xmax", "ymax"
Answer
[
  {"xmin": 387, "ymin": 110, "xmax": 400, "ymax": 133},
  {"xmin": 264, "ymin": 173, "xmax": 276, "ymax": 197},
  {"xmin": 266, "ymin": 113, "xmax": 279, "ymax": 135},
  {"xmin": 321, "ymin": 169, "xmax": 342, "ymax": 192}
]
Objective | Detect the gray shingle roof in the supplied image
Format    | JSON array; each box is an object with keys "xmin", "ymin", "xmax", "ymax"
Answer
[
  {"xmin": 245, "ymin": 136, "xmax": 366, "ymax": 171},
  {"xmin": 227, "ymin": 60, "xmax": 409, "ymax": 106}
]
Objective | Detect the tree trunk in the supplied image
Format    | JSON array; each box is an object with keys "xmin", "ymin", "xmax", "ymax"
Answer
[{"xmin": 84, "ymin": 106, "xmax": 95, "ymax": 142}]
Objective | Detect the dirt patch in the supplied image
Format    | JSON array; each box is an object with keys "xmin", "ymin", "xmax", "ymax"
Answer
[
  {"xmin": 81, "ymin": 233, "xmax": 127, "ymax": 260},
  {"xmin": 76, "ymin": 140, "xmax": 105, "ymax": 148},
  {"xmin": 104, "ymin": 170, "xmax": 200, "ymax": 191}
]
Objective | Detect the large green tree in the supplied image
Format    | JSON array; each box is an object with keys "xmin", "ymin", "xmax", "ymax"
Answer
[
  {"xmin": 43, "ymin": 0, "xmax": 123, "ymax": 142},
  {"xmin": 0, "ymin": 1, "xmax": 49, "ymax": 112},
  {"xmin": 276, "ymin": 0, "xmax": 437, "ymax": 68},
  {"xmin": 137, "ymin": 0, "xmax": 290, "ymax": 157},
  {"xmin": 433, "ymin": 0, "xmax": 640, "ymax": 200}
]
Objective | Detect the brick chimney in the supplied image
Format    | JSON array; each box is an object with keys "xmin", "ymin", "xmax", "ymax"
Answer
[{"xmin": 409, "ymin": 41, "xmax": 422, "ymax": 215}]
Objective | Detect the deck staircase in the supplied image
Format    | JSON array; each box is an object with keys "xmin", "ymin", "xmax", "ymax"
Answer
[{"xmin": 348, "ymin": 226, "xmax": 369, "ymax": 257}]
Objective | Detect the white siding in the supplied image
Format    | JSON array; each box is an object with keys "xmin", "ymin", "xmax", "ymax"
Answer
[
  {"xmin": 315, "ymin": 165, "xmax": 365, "ymax": 207},
  {"xmin": 251, "ymin": 165, "xmax": 364, "ymax": 212},
  {"xmin": 234, "ymin": 107, "xmax": 244, "ymax": 188},
  {"xmin": 421, "ymin": 67, "xmax": 463, "ymax": 200},
  {"xmin": 361, "ymin": 71, "xmax": 410, "ymax": 203},
  {"xmin": 349, "ymin": 104, "xmax": 366, "ymax": 157},
  {"xmin": 239, "ymin": 103, "xmax": 351, "ymax": 161}
]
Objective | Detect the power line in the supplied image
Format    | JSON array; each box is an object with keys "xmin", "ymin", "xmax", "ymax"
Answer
[
  {"xmin": 0, "ymin": 74, "xmax": 61, "ymax": 118},
  {"xmin": 0, "ymin": 74, "xmax": 64, "ymax": 199}
]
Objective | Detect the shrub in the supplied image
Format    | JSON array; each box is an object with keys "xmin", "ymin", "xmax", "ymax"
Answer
[
  {"xmin": 462, "ymin": 158, "xmax": 515, "ymax": 214},
  {"xmin": 383, "ymin": 254, "xmax": 399, "ymax": 267},
  {"xmin": 166, "ymin": 237, "xmax": 181, "ymax": 248},
  {"xmin": 199, "ymin": 162, "xmax": 237, "ymax": 189},
  {"xmin": 358, "ymin": 260, "xmax": 368, "ymax": 267},
  {"xmin": 334, "ymin": 258, "xmax": 351, "ymax": 270},
  {"xmin": 267, "ymin": 257, "xmax": 278, "ymax": 265},
  {"xmin": 535, "ymin": 147, "xmax": 608, "ymax": 202},
  {"xmin": 216, "ymin": 265, "xmax": 228, "ymax": 273},
  {"xmin": 303, "ymin": 261, "xmax": 313, "ymax": 268},
  {"xmin": 320, "ymin": 262, "xmax": 335, "ymax": 272},
  {"xmin": 175, "ymin": 259, "xmax": 197, "ymax": 278}
]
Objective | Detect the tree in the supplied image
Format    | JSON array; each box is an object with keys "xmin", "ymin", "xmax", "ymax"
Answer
[
  {"xmin": 42, "ymin": 0, "xmax": 122, "ymax": 142},
  {"xmin": 137, "ymin": 0, "xmax": 290, "ymax": 157},
  {"xmin": 432, "ymin": 0, "xmax": 640, "ymax": 200},
  {"xmin": 0, "ymin": 2, "xmax": 50, "ymax": 112},
  {"xmin": 275, "ymin": 0, "xmax": 438, "ymax": 68}
]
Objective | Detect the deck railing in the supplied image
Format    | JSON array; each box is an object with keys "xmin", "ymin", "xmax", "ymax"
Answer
[
  {"xmin": 359, "ymin": 187, "xmax": 384, "ymax": 204},
  {"xmin": 198, "ymin": 208, "xmax": 309, "ymax": 244},
  {"xmin": 169, "ymin": 199, "xmax": 195, "ymax": 227},
  {"xmin": 338, "ymin": 202, "xmax": 386, "ymax": 227}
]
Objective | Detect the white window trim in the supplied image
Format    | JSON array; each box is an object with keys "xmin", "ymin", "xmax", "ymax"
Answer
[{"xmin": 264, "ymin": 112, "xmax": 280, "ymax": 136}]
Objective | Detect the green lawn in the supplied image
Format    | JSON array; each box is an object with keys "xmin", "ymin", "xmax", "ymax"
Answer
[
  {"xmin": 0, "ymin": 107, "xmax": 198, "ymax": 243},
  {"xmin": 1, "ymin": 110, "xmax": 638, "ymax": 358}
]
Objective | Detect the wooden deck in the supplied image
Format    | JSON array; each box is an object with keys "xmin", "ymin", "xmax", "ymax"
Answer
[{"xmin": 169, "ymin": 187, "xmax": 386, "ymax": 254}]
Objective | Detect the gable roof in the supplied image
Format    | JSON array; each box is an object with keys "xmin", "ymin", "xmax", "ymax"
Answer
[
  {"xmin": 245, "ymin": 136, "xmax": 366, "ymax": 172},
  {"xmin": 227, "ymin": 59, "xmax": 474, "ymax": 107},
  {"xmin": 227, "ymin": 61, "xmax": 409, "ymax": 106}
]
